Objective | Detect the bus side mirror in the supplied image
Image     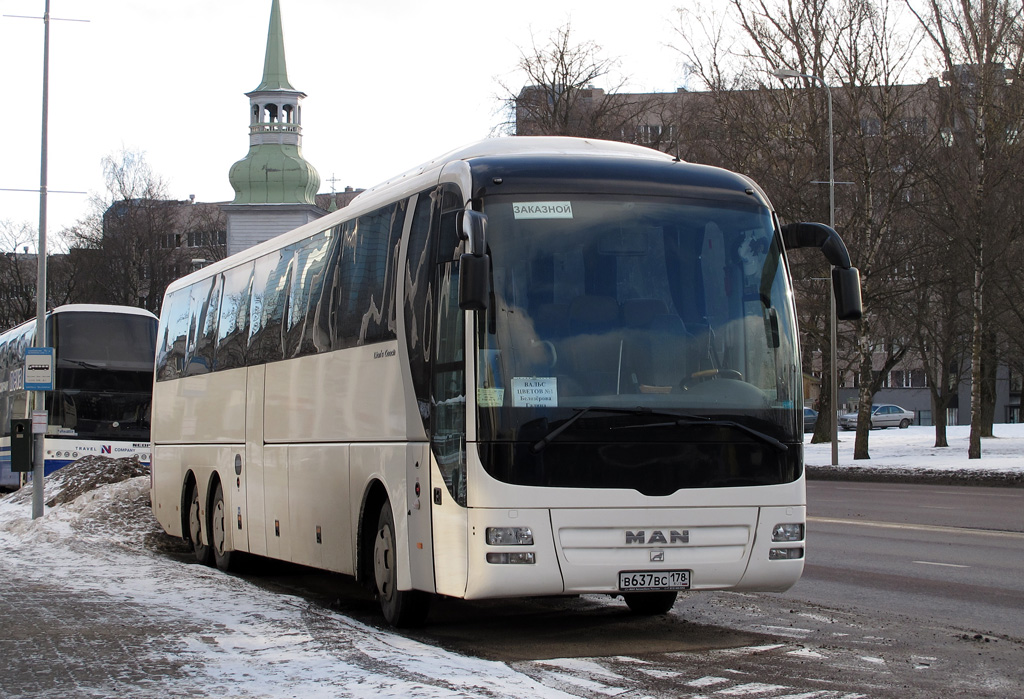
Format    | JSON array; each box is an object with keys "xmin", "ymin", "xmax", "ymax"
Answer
[
  {"xmin": 832, "ymin": 266, "xmax": 863, "ymax": 321},
  {"xmin": 459, "ymin": 253, "xmax": 490, "ymax": 311},
  {"xmin": 458, "ymin": 209, "xmax": 490, "ymax": 310},
  {"xmin": 459, "ymin": 210, "xmax": 487, "ymax": 257},
  {"xmin": 782, "ymin": 221, "xmax": 863, "ymax": 321}
]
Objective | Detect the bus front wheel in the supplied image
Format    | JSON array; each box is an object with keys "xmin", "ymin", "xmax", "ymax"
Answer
[
  {"xmin": 622, "ymin": 591, "xmax": 678, "ymax": 615},
  {"xmin": 373, "ymin": 503, "xmax": 430, "ymax": 627},
  {"xmin": 187, "ymin": 481, "xmax": 212, "ymax": 566}
]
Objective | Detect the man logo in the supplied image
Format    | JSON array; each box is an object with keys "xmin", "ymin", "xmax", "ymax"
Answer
[
  {"xmin": 650, "ymin": 551, "xmax": 665, "ymax": 562},
  {"xmin": 625, "ymin": 530, "xmax": 689, "ymax": 545}
]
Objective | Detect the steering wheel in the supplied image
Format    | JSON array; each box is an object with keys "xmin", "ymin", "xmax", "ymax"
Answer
[
  {"xmin": 681, "ymin": 368, "xmax": 743, "ymax": 389},
  {"xmin": 530, "ymin": 339, "xmax": 558, "ymax": 368}
]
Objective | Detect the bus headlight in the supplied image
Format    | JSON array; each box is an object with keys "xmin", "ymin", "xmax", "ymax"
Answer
[
  {"xmin": 486, "ymin": 527, "xmax": 534, "ymax": 545},
  {"xmin": 772, "ymin": 523, "xmax": 804, "ymax": 542}
]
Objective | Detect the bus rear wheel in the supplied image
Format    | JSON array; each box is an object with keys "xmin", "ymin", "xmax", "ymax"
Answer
[
  {"xmin": 622, "ymin": 591, "xmax": 678, "ymax": 615},
  {"xmin": 187, "ymin": 481, "xmax": 212, "ymax": 566},
  {"xmin": 373, "ymin": 502, "xmax": 430, "ymax": 627},
  {"xmin": 210, "ymin": 481, "xmax": 234, "ymax": 572}
]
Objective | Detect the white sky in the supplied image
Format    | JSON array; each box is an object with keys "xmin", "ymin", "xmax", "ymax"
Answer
[{"xmin": 0, "ymin": 0, "xmax": 688, "ymax": 243}]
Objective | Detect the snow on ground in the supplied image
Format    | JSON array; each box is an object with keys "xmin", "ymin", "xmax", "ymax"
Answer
[
  {"xmin": 0, "ymin": 464, "xmax": 577, "ymax": 699},
  {"xmin": 804, "ymin": 423, "xmax": 1024, "ymax": 483},
  {"xmin": 0, "ymin": 427, "xmax": 1019, "ymax": 697}
]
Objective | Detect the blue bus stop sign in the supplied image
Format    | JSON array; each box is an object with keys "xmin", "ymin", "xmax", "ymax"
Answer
[{"xmin": 24, "ymin": 347, "xmax": 54, "ymax": 391}]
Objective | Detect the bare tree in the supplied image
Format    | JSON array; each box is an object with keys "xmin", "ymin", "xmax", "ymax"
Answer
[
  {"xmin": 905, "ymin": 0, "xmax": 1024, "ymax": 457},
  {"xmin": 0, "ymin": 221, "xmax": 39, "ymax": 331},
  {"xmin": 66, "ymin": 149, "xmax": 189, "ymax": 314},
  {"xmin": 500, "ymin": 23, "xmax": 655, "ymax": 140},
  {"xmin": 672, "ymin": 0, "xmax": 925, "ymax": 459}
]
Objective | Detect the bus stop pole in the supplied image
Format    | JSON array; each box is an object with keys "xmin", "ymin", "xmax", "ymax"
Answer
[{"xmin": 31, "ymin": 1, "xmax": 51, "ymax": 520}]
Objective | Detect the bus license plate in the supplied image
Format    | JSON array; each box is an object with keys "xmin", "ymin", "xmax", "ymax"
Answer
[{"xmin": 618, "ymin": 570, "xmax": 691, "ymax": 591}]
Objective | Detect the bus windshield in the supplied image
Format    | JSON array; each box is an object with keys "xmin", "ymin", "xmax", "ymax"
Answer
[
  {"xmin": 476, "ymin": 193, "xmax": 801, "ymax": 467},
  {"xmin": 49, "ymin": 312, "xmax": 157, "ymax": 440}
]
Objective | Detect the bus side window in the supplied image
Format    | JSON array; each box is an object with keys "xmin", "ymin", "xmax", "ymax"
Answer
[
  {"xmin": 216, "ymin": 262, "xmax": 255, "ymax": 371},
  {"xmin": 185, "ymin": 276, "xmax": 218, "ymax": 376},
  {"xmin": 405, "ymin": 189, "xmax": 438, "ymax": 430},
  {"xmin": 432, "ymin": 184, "xmax": 468, "ymax": 506},
  {"xmin": 192, "ymin": 274, "xmax": 222, "ymax": 374},
  {"xmin": 156, "ymin": 286, "xmax": 193, "ymax": 381},
  {"xmin": 285, "ymin": 231, "xmax": 332, "ymax": 359},
  {"xmin": 335, "ymin": 202, "xmax": 401, "ymax": 348},
  {"xmin": 432, "ymin": 260, "xmax": 466, "ymax": 507},
  {"xmin": 248, "ymin": 249, "xmax": 292, "ymax": 365}
]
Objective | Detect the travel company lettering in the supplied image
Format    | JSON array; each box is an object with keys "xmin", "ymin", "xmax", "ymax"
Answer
[{"xmin": 512, "ymin": 201, "xmax": 574, "ymax": 220}]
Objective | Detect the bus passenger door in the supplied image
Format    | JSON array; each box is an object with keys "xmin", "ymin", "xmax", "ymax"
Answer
[{"xmin": 430, "ymin": 258, "xmax": 469, "ymax": 597}]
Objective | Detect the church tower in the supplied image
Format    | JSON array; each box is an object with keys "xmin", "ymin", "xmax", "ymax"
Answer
[{"xmin": 224, "ymin": 0, "xmax": 324, "ymax": 256}]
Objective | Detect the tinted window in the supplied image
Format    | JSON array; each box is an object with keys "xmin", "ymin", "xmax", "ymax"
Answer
[
  {"xmin": 404, "ymin": 189, "xmax": 438, "ymax": 428},
  {"xmin": 157, "ymin": 289, "xmax": 192, "ymax": 380},
  {"xmin": 216, "ymin": 262, "xmax": 254, "ymax": 371},
  {"xmin": 192, "ymin": 274, "xmax": 222, "ymax": 374},
  {"xmin": 285, "ymin": 231, "xmax": 333, "ymax": 358},
  {"xmin": 184, "ymin": 277, "xmax": 218, "ymax": 376},
  {"xmin": 336, "ymin": 202, "xmax": 405, "ymax": 348},
  {"xmin": 248, "ymin": 250, "xmax": 292, "ymax": 365}
]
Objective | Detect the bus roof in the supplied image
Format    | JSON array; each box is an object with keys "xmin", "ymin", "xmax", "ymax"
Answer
[
  {"xmin": 163, "ymin": 136, "xmax": 766, "ymax": 297},
  {"xmin": 49, "ymin": 304, "xmax": 158, "ymax": 319}
]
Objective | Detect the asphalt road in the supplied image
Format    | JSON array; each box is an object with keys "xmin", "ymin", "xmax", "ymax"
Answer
[{"xmin": 802, "ymin": 481, "xmax": 1024, "ymax": 639}]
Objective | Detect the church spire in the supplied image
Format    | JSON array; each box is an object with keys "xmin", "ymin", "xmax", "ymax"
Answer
[
  {"xmin": 254, "ymin": 0, "xmax": 295, "ymax": 92},
  {"xmin": 227, "ymin": 0, "xmax": 320, "ymax": 207}
]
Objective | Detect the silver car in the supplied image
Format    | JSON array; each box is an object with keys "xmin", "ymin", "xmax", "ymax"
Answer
[{"xmin": 839, "ymin": 404, "xmax": 914, "ymax": 430}]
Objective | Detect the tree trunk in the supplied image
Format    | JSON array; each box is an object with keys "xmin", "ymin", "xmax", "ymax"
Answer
[
  {"xmin": 968, "ymin": 253, "xmax": 983, "ymax": 459},
  {"xmin": 932, "ymin": 392, "xmax": 948, "ymax": 448},
  {"xmin": 811, "ymin": 336, "xmax": 833, "ymax": 444},
  {"xmin": 854, "ymin": 348, "xmax": 873, "ymax": 460}
]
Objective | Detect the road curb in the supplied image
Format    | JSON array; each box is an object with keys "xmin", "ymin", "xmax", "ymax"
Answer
[{"xmin": 807, "ymin": 465, "xmax": 1024, "ymax": 488}]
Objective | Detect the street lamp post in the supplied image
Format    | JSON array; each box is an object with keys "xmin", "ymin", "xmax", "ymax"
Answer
[{"xmin": 773, "ymin": 68, "xmax": 839, "ymax": 467}]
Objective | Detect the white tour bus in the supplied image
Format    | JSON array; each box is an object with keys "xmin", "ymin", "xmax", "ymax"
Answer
[
  {"xmin": 0, "ymin": 304, "xmax": 158, "ymax": 489},
  {"xmin": 151, "ymin": 137, "xmax": 861, "ymax": 626}
]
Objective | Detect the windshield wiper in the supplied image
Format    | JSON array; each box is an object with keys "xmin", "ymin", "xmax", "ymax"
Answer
[
  {"xmin": 531, "ymin": 407, "xmax": 640, "ymax": 452},
  {"xmin": 612, "ymin": 412, "xmax": 789, "ymax": 453}
]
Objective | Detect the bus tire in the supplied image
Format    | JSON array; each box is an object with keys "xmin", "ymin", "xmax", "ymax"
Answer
[
  {"xmin": 622, "ymin": 591, "xmax": 677, "ymax": 615},
  {"xmin": 210, "ymin": 481, "xmax": 234, "ymax": 572},
  {"xmin": 373, "ymin": 502, "xmax": 430, "ymax": 627},
  {"xmin": 187, "ymin": 480, "xmax": 213, "ymax": 566}
]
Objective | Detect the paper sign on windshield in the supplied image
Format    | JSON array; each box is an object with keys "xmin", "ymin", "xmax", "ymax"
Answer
[
  {"xmin": 512, "ymin": 377, "xmax": 558, "ymax": 407},
  {"xmin": 512, "ymin": 202, "xmax": 573, "ymax": 219}
]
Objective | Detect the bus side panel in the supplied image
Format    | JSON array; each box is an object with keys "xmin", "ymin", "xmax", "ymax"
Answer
[
  {"xmin": 151, "ymin": 444, "xmax": 184, "ymax": 537},
  {"xmin": 263, "ymin": 444, "xmax": 290, "ymax": 562},
  {"xmin": 288, "ymin": 444, "xmax": 351, "ymax": 574},
  {"xmin": 263, "ymin": 344, "xmax": 407, "ymax": 444},
  {"xmin": 245, "ymin": 365, "xmax": 267, "ymax": 557},
  {"xmin": 152, "ymin": 371, "xmax": 245, "ymax": 444},
  {"xmin": 430, "ymin": 455, "xmax": 469, "ymax": 598},
  {"xmin": 350, "ymin": 443, "xmax": 413, "ymax": 589},
  {"xmin": 407, "ymin": 443, "xmax": 435, "ymax": 593}
]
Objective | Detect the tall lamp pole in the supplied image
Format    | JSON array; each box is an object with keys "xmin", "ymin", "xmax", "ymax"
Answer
[
  {"xmin": 773, "ymin": 69, "xmax": 839, "ymax": 467},
  {"xmin": 30, "ymin": 0, "xmax": 53, "ymax": 520}
]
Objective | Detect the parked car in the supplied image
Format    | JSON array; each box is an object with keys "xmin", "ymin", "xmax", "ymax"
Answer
[
  {"xmin": 803, "ymin": 407, "xmax": 818, "ymax": 433},
  {"xmin": 839, "ymin": 404, "xmax": 914, "ymax": 430}
]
